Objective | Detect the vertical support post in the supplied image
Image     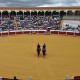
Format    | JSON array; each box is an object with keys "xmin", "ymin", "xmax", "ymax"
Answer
[
  {"xmin": 1, "ymin": 11, "xmax": 2, "ymax": 20},
  {"xmin": 30, "ymin": 11, "xmax": 31, "ymax": 20},
  {"xmin": 23, "ymin": 10, "xmax": 24, "ymax": 19}
]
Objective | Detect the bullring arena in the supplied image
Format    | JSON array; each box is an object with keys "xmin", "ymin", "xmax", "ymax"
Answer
[{"xmin": 0, "ymin": 7, "xmax": 80, "ymax": 80}]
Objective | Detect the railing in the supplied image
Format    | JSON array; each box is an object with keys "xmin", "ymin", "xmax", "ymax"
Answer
[{"xmin": 0, "ymin": 30, "xmax": 80, "ymax": 36}]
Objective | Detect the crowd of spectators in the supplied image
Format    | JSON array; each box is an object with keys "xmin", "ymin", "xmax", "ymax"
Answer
[
  {"xmin": 0, "ymin": 15, "xmax": 61, "ymax": 31},
  {"xmin": 61, "ymin": 24, "xmax": 80, "ymax": 32},
  {"xmin": 0, "ymin": 15, "xmax": 80, "ymax": 32}
]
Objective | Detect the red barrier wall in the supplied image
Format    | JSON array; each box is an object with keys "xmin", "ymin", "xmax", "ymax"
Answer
[
  {"xmin": 59, "ymin": 32, "xmax": 66, "ymax": 35},
  {"xmin": 74, "ymin": 76, "xmax": 80, "ymax": 80},
  {"xmin": 0, "ymin": 30, "xmax": 80, "ymax": 37},
  {"xmin": 51, "ymin": 31, "xmax": 58, "ymax": 34},
  {"xmin": 16, "ymin": 32, "xmax": 22, "ymax": 34},
  {"xmin": 38, "ymin": 31, "xmax": 45, "ymax": 34},
  {"xmin": 0, "ymin": 33, "xmax": 2, "ymax": 36},
  {"xmin": 2, "ymin": 78, "xmax": 19, "ymax": 80},
  {"xmin": 67, "ymin": 32, "xmax": 74, "ymax": 35},
  {"xmin": 32, "ymin": 31, "xmax": 37, "ymax": 34},
  {"xmin": 24, "ymin": 31, "xmax": 31, "ymax": 34},
  {"xmin": 9, "ymin": 32, "xmax": 16, "ymax": 35},
  {"xmin": 2, "ymin": 32, "xmax": 8, "ymax": 36},
  {"xmin": 75, "ymin": 33, "xmax": 80, "ymax": 36}
]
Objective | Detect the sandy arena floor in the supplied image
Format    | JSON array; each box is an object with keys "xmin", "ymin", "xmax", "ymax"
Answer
[{"xmin": 0, "ymin": 34, "xmax": 80, "ymax": 80}]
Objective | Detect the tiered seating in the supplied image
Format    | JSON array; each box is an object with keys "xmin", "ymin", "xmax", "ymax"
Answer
[{"xmin": 0, "ymin": 15, "xmax": 61, "ymax": 31}]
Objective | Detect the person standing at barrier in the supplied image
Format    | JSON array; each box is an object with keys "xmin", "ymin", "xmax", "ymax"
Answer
[{"xmin": 37, "ymin": 43, "xmax": 41, "ymax": 57}]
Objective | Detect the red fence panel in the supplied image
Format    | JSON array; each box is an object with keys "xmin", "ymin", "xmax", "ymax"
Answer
[
  {"xmin": 2, "ymin": 32, "xmax": 8, "ymax": 36},
  {"xmin": 0, "ymin": 33, "xmax": 1, "ymax": 36},
  {"xmin": 16, "ymin": 31, "xmax": 23, "ymax": 34},
  {"xmin": 38, "ymin": 31, "xmax": 45, "ymax": 34},
  {"xmin": 67, "ymin": 32, "xmax": 74, "ymax": 35},
  {"xmin": 74, "ymin": 76, "xmax": 80, "ymax": 80},
  {"xmin": 24, "ymin": 31, "xmax": 31, "ymax": 34},
  {"xmin": 9, "ymin": 32, "xmax": 15, "ymax": 35},
  {"xmin": 59, "ymin": 31, "xmax": 66, "ymax": 35},
  {"xmin": 51, "ymin": 31, "xmax": 58, "ymax": 34},
  {"xmin": 75, "ymin": 33, "xmax": 80, "ymax": 36}
]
